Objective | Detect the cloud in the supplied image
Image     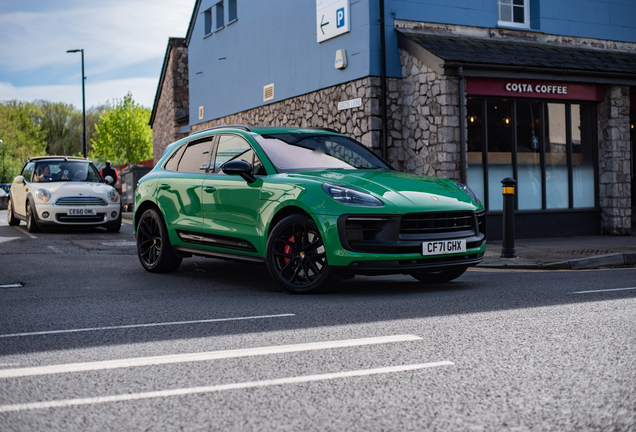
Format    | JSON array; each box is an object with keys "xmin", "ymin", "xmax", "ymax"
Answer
[{"xmin": 0, "ymin": 78, "xmax": 160, "ymax": 109}]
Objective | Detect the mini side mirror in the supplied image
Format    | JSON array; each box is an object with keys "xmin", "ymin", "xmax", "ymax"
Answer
[
  {"xmin": 222, "ymin": 160, "xmax": 256, "ymax": 183},
  {"xmin": 15, "ymin": 175, "xmax": 25, "ymax": 185}
]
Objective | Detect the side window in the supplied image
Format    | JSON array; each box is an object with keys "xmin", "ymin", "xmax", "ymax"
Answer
[
  {"xmin": 21, "ymin": 162, "xmax": 35, "ymax": 182},
  {"xmin": 164, "ymin": 144, "xmax": 187, "ymax": 171},
  {"xmin": 213, "ymin": 135, "xmax": 263, "ymax": 174},
  {"xmin": 498, "ymin": 0, "xmax": 529, "ymax": 29},
  {"xmin": 177, "ymin": 140, "xmax": 213, "ymax": 173}
]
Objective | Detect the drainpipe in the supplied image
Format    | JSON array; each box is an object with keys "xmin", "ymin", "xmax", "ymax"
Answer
[
  {"xmin": 379, "ymin": 0, "xmax": 388, "ymax": 160},
  {"xmin": 458, "ymin": 66, "xmax": 467, "ymax": 184}
]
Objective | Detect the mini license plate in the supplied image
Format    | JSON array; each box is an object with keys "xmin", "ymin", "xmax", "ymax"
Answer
[
  {"xmin": 67, "ymin": 208, "xmax": 96, "ymax": 216},
  {"xmin": 422, "ymin": 239, "xmax": 466, "ymax": 256}
]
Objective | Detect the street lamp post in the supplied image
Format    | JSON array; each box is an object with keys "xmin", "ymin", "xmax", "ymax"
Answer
[
  {"xmin": 67, "ymin": 49, "xmax": 87, "ymax": 158},
  {"xmin": 0, "ymin": 139, "xmax": 5, "ymax": 184}
]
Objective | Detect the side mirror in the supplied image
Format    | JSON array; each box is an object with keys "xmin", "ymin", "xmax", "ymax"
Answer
[
  {"xmin": 15, "ymin": 175, "xmax": 25, "ymax": 185},
  {"xmin": 222, "ymin": 160, "xmax": 256, "ymax": 183}
]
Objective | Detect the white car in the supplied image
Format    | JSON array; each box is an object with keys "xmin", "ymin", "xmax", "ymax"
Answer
[{"xmin": 7, "ymin": 156, "xmax": 122, "ymax": 232}]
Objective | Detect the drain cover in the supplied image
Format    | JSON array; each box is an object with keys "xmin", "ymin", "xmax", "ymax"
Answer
[{"xmin": 98, "ymin": 241, "xmax": 137, "ymax": 247}]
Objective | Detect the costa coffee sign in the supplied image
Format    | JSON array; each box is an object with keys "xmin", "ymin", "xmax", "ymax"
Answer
[{"xmin": 466, "ymin": 77, "xmax": 603, "ymax": 101}]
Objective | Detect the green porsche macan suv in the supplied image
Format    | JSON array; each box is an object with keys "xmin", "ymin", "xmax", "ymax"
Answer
[{"xmin": 133, "ymin": 126, "xmax": 486, "ymax": 293}]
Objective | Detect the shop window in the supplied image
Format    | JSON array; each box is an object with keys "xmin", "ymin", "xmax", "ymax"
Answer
[
  {"xmin": 572, "ymin": 104, "xmax": 595, "ymax": 208},
  {"xmin": 486, "ymin": 100, "xmax": 514, "ymax": 211},
  {"xmin": 516, "ymin": 101, "xmax": 542, "ymax": 210},
  {"xmin": 467, "ymin": 99, "xmax": 485, "ymax": 206},
  {"xmin": 545, "ymin": 103, "xmax": 568, "ymax": 209},
  {"xmin": 498, "ymin": 0, "xmax": 529, "ymax": 29}
]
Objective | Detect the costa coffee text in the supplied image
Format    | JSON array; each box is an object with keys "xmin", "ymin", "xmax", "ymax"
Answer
[{"xmin": 505, "ymin": 83, "xmax": 568, "ymax": 95}]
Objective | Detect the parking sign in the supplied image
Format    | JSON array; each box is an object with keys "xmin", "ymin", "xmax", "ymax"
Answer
[{"xmin": 316, "ymin": 0, "xmax": 350, "ymax": 43}]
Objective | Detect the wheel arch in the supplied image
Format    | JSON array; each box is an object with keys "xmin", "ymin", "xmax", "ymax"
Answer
[
  {"xmin": 266, "ymin": 205, "xmax": 313, "ymax": 239},
  {"xmin": 134, "ymin": 200, "xmax": 161, "ymax": 232}
]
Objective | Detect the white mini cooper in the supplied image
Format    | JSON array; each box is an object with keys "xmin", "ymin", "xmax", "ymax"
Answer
[{"xmin": 7, "ymin": 156, "xmax": 122, "ymax": 232}]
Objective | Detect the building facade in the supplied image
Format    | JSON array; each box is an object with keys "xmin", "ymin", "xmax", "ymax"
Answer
[{"xmin": 151, "ymin": 0, "xmax": 636, "ymax": 238}]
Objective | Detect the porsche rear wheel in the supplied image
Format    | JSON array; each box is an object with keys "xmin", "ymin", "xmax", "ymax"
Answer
[
  {"xmin": 136, "ymin": 208, "xmax": 182, "ymax": 273},
  {"xmin": 266, "ymin": 214, "xmax": 333, "ymax": 294}
]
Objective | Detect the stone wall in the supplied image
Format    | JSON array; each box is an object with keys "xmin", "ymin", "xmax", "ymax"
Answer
[
  {"xmin": 598, "ymin": 85, "xmax": 632, "ymax": 234},
  {"xmin": 152, "ymin": 39, "xmax": 189, "ymax": 165},
  {"xmin": 385, "ymin": 50, "xmax": 461, "ymax": 179},
  {"xmin": 191, "ymin": 77, "xmax": 384, "ymax": 154}
]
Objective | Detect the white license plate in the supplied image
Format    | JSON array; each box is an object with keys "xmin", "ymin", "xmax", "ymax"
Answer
[
  {"xmin": 422, "ymin": 239, "xmax": 466, "ymax": 256},
  {"xmin": 67, "ymin": 208, "xmax": 96, "ymax": 216}
]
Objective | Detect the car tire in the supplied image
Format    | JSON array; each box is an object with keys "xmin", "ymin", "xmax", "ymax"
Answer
[
  {"xmin": 26, "ymin": 201, "xmax": 41, "ymax": 233},
  {"xmin": 266, "ymin": 214, "xmax": 333, "ymax": 294},
  {"xmin": 106, "ymin": 214, "xmax": 122, "ymax": 233},
  {"xmin": 136, "ymin": 208, "xmax": 182, "ymax": 273},
  {"xmin": 7, "ymin": 197, "xmax": 20, "ymax": 226},
  {"xmin": 411, "ymin": 267, "xmax": 467, "ymax": 283}
]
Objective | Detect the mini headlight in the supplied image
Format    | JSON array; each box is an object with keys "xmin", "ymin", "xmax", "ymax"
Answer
[
  {"xmin": 35, "ymin": 188, "xmax": 51, "ymax": 202},
  {"xmin": 107, "ymin": 188, "xmax": 119, "ymax": 202},
  {"xmin": 454, "ymin": 181, "xmax": 480, "ymax": 204},
  {"xmin": 321, "ymin": 183, "xmax": 383, "ymax": 207}
]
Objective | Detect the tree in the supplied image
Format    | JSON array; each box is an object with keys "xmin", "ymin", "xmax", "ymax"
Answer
[
  {"xmin": 0, "ymin": 101, "xmax": 47, "ymax": 182},
  {"xmin": 91, "ymin": 92, "xmax": 153, "ymax": 165}
]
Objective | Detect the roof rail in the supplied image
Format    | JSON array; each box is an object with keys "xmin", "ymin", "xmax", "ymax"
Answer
[
  {"xmin": 310, "ymin": 127, "xmax": 340, "ymax": 134},
  {"xmin": 191, "ymin": 125, "xmax": 252, "ymax": 135}
]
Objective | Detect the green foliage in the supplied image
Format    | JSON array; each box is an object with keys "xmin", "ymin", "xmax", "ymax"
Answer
[
  {"xmin": 91, "ymin": 92, "xmax": 153, "ymax": 165},
  {"xmin": 0, "ymin": 101, "xmax": 47, "ymax": 182}
]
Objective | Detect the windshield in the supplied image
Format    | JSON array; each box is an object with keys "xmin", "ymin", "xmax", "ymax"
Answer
[
  {"xmin": 33, "ymin": 161, "xmax": 102, "ymax": 183},
  {"xmin": 253, "ymin": 134, "xmax": 392, "ymax": 173}
]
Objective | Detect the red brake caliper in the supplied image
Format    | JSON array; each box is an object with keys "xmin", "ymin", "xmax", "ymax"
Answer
[{"xmin": 283, "ymin": 233, "xmax": 299, "ymax": 264}]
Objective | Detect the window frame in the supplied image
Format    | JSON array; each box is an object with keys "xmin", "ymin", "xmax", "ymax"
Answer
[
  {"xmin": 174, "ymin": 138, "xmax": 215, "ymax": 174},
  {"xmin": 497, "ymin": 0, "xmax": 530, "ymax": 29},
  {"xmin": 209, "ymin": 133, "xmax": 265, "ymax": 177},
  {"xmin": 214, "ymin": 1, "xmax": 225, "ymax": 32}
]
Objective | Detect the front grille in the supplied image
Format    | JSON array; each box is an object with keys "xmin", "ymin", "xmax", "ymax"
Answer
[
  {"xmin": 55, "ymin": 196, "xmax": 107, "ymax": 206},
  {"xmin": 400, "ymin": 211, "xmax": 475, "ymax": 238},
  {"xmin": 56, "ymin": 213, "xmax": 105, "ymax": 223}
]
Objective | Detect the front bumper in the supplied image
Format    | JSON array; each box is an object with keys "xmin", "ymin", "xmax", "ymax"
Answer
[
  {"xmin": 33, "ymin": 201, "xmax": 122, "ymax": 226},
  {"xmin": 315, "ymin": 211, "xmax": 487, "ymax": 276}
]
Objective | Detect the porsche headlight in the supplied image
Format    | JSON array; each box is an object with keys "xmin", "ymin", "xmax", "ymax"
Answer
[
  {"xmin": 107, "ymin": 188, "xmax": 119, "ymax": 202},
  {"xmin": 35, "ymin": 188, "xmax": 51, "ymax": 202},
  {"xmin": 322, "ymin": 183, "xmax": 383, "ymax": 207},
  {"xmin": 454, "ymin": 181, "xmax": 480, "ymax": 204}
]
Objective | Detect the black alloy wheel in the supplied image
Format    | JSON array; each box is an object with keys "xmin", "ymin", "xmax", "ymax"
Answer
[
  {"xmin": 266, "ymin": 214, "xmax": 333, "ymax": 294},
  {"xmin": 7, "ymin": 198, "xmax": 20, "ymax": 226},
  {"xmin": 410, "ymin": 267, "xmax": 467, "ymax": 283},
  {"xmin": 136, "ymin": 208, "xmax": 182, "ymax": 273},
  {"xmin": 26, "ymin": 201, "xmax": 40, "ymax": 233}
]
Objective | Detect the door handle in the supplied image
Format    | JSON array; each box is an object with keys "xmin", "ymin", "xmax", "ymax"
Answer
[
  {"xmin": 159, "ymin": 184, "xmax": 171, "ymax": 190},
  {"xmin": 203, "ymin": 186, "xmax": 217, "ymax": 193}
]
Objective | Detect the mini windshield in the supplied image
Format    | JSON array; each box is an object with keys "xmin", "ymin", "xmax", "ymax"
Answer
[
  {"xmin": 253, "ymin": 134, "xmax": 392, "ymax": 173},
  {"xmin": 33, "ymin": 161, "xmax": 102, "ymax": 183}
]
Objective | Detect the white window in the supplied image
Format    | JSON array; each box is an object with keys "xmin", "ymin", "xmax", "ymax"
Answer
[
  {"xmin": 215, "ymin": 1, "xmax": 224, "ymax": 31},
  {"xmin": 498, "ymin": 0, "xmax": 530, "ymax": 29},
  {"xmin": 203, "ymin": 8, "xmax": 212, "ymax": 36}
]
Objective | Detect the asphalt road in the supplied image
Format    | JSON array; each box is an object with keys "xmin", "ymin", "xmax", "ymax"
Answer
[{"xmin": 1, "ymin": 211, "xmax": 635, "ymax": 431}]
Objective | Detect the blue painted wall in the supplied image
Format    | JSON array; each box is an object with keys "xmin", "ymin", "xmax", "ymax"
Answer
[{"xmin": 189, "ymin": 0, "xmax": 636, "ymax": 125}]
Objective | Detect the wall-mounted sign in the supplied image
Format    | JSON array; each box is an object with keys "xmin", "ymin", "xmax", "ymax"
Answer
[
  {"xmin": 337, "ymin": 97, "xmax": 361, "ymax": 111},
  {"xmin": 466, "ymin": 77, "xmax": 604, "ymax": 101},
  {"xmin": 317, "ymin": 0, "xmax": 350, "ymax": 43}
]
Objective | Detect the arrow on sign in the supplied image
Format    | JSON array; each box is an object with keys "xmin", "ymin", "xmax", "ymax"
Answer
[{"xmin": 320, "ymin": 15, "xmax": 329, "ymax": 35}]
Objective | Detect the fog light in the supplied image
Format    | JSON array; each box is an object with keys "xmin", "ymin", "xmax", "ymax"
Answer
[
  {"xmin": 42, "ymin": 212, "xmax": 49, "ymax": 218},
  {"xmin": 111, "ymin": 211, "xmax": 118, "ymax": 218}
]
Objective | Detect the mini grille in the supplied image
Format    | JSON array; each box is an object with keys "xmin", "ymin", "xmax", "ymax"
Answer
[
  {"xmin": 55, "ymin": 196, "xmax": 107, "ymax": 206},
  {"xmin": 56, "ymin": 214, "xmax": 105, "ymax": 223},
  {"xmin": 400, "ymin": 211, "xmax": 475, "ymax": 236}
]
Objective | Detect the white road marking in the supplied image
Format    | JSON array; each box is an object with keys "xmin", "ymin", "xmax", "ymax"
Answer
[
  {"xmin": 47, "ymin": 245, "xmax": 63, "ymax": 253},
  {"xmin": 0, "ymin": 237, "xmax": 20, "ymax": 243},
  {"xmin": 571, "ymin": 287, "xmax": 636, "ymax": 294},
  {"xmin": 0, "ymin": 361, "xmax": 451, "ymax": 413},
  {"xmin": 0, "ymin": 284, "xmax": 22, "ymax": 289},
  {"xmin": 0, "ymin": 335, "xmax": 422, "ymax": 379},
  {"xmin": 0, "ymin": 313, "xmax": 296, "ymax": 339},
  {"xmin": 13, "ymin": 226, "xmax": 37, "ymax": 239}
]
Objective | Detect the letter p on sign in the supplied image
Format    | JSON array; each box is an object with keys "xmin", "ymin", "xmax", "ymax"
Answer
[{"xmin": 336, "ymin": 7, "xmax": 345, "ymax": 28}]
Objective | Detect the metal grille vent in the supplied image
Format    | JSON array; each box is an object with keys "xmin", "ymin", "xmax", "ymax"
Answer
[
  {"xmin": 263, "ymin": 83, "xmax": 274, "ymax": 102},
  {"xmin": 400, "ymin": 211, "xmax": 475, "ymax": 236},
  {"xmin": 55, "ymin": 196, "xmax": 107, "ymax": 206}
]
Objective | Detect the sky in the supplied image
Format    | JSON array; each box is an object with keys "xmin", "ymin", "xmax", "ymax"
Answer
[{"xmin": 0, "ymin": 0, "xmax": 193, "ymax": 110}]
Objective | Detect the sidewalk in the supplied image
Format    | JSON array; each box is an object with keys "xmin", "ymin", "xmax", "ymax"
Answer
[
  {"xmin": 480, "ymin": 234, "xmax": 636, "ymax": 269},
  {"xmin": 123, "ymin": 212, "xmax": 634, "ymax": 270}
]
